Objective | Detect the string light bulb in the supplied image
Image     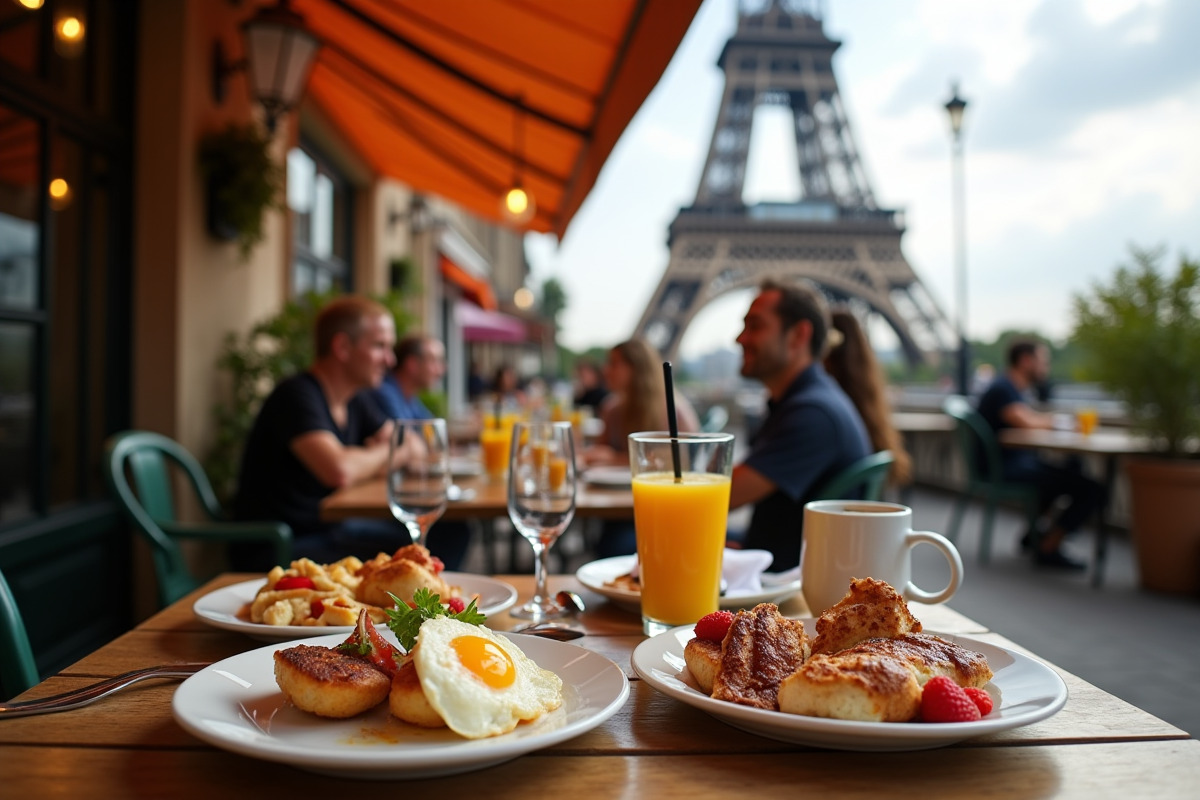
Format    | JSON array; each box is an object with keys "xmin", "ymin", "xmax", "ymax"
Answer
[
  {"xmin": 54, "ymin": 13, "xmax": 85, "ymax": 57},
  {"xmin": 48, "ymin": 177, "xmax": 72, "ymax": 210}
]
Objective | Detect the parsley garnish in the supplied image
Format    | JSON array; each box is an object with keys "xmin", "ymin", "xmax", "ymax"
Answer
[{"xmin": 385, "ymin": 587, "xmax": 486, "ymax": 650}]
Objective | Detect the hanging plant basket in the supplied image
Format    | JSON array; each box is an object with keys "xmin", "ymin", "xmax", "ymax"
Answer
[{"xmin": 199, "ymin": 123, "xmax": 284, "ymax": 259}]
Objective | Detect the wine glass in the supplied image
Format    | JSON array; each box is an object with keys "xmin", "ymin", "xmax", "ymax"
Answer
[
  {"xmin": 507, "ymin": 421, "xmax": 577, "ymax": 619},
  {"xmin": 387, "ymin": 419, "xmax": 450, "ymax": 548}
]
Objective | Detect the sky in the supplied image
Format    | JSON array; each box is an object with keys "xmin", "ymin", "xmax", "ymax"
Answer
[{"xmin": 525, "ymin": 0, "xmax": 1200, "ymax": 361}]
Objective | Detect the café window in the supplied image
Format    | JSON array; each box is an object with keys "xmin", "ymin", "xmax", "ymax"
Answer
[{"xmin": 287, "ymin": 143, "xmax": 352, "ymax": 296}]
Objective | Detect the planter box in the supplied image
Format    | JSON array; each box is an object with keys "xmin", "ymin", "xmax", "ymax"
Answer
[{"xmin": 1126, "ymin": 457, "xmax": 1200, "ymax": 595}]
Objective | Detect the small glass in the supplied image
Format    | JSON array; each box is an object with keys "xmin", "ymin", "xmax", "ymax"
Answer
[
  {"xmin": 387, "ymin": 419, "xmax": 450, "ymax": 547},
  {"xmin": 507, "ymin": 421, "xmax": 576, "ymax": 619}
]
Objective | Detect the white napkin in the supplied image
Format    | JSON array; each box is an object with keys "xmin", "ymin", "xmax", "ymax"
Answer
[
  {"xmin": 626, "ymin": 548, "xmax": 775, "ymax": 593},
  {"xmin": 721, "ymin": 548, "xmax": 775, "ymax": 592}
]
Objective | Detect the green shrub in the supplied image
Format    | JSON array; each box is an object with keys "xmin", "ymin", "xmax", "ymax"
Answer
[{"xmin": 1071, "ymin": 246, "xmax": 1200, "ymax": 457}]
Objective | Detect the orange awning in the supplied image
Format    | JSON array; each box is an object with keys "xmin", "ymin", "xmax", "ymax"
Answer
[
  {"xmin": 439, "ymin": 254, "xmax": 497, "ymax": 311},
  {"xmin": 294, "ymin": 0, "xmax": 703, "ymax": 239}
]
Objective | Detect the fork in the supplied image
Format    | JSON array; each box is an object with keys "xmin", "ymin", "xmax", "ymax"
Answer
[{"xmin": 0, "ymin": 663, "xmax": 210, "ymax": 719}]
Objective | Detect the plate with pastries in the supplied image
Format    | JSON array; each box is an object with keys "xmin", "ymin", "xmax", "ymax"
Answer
[
  {"xmin": 194, "ymin": 545, "xmax": 518, "ymax": 641},
  {"xmin": 630, "ymin": 577, "xmax": 1068, "ymax": 751},
  {"xmin": 174, "ymin": 599, "xmax": 630, "ymax": 779}
]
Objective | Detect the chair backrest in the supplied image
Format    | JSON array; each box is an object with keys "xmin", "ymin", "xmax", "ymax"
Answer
[
  {"xmin": 700, "ymin": 405, "xmax": 729, "ymax": 433},
  {"xmin": 104, "ymin": 431, "xmax": 225, "ymax": 606},
  {"xmin": 942, "ymin": 395, "xmax": 1005, "ymax": 483},
  {"xmin": 0, "ymin": 567, "xmax": 38, "ymax": 700},
  {"xmin": 812, "ymin": 450, "xmax": 895, "ymax": 502}
]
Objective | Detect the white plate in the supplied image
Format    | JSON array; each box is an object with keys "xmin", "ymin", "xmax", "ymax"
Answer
[
  {"xmin": 193, "ymin": 573, "xmax": 519, "ymax": 642},
  {"xmin": 448, "ymin": 456, "xmax": 483, "ymax": 477},
  {"xmin": 631, "ymin": 622, "xmax": 1068, "ymax": 751},
  {"xmin": 575, "ymin": 555, "xmax": 803, "ymax": 613},
  {"xmin": 582, "ymin": 466, "xmax": 632, "ymax": 488},
  {"xmin": 173, "ymin": 631, "xmax": 629, "ymax": 779}
]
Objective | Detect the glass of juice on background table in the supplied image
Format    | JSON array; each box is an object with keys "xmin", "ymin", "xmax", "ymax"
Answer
[
  {"xmin": 480, "ymin": 423, "xmax": 513, "ymax": 481},
  {"xmin": 1077, "ymin": 407, "xmax": 1099, "ymax": 435},
  {"xmin": 628, "ymin": 431, "xmax": 734, "ymax": 636}
]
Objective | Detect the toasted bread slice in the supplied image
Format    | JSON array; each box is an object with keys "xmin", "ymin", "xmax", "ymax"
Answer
[
  {"xmin": 836, "ymin": 633, "xmax": 993, "ymax": 688},
  {"xmin": 274, "ymin": 644, "xmax": 390, "ymax": 718},
  {"xmin": 778, "ymin": 651, "xmax": 922, "ymax": 722},
  {"xmin": 711, "ymin": 604, "xmax": 810, "ymax": 710},
  {"xmin": 811, "ymin": 577, "xmax": 922, "ymax": 655},
  {"xmin": 683, "ymin": 637, "xmax": 722, "ymax": 695}
]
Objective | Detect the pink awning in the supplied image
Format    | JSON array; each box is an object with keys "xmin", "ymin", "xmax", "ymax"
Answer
[{"xmin": 456, "ymin": 300, "xmax": 526, "ymax": 343}]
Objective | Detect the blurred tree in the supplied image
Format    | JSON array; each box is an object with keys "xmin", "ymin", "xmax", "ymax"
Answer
[{"xmin": 540, "ymin": 277, "xmax": 567, "ymax": 326}]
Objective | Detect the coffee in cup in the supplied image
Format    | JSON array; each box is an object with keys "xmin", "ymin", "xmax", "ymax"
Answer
[{"xmin": 800, "ymin": 500, "xmax": 963, "ymax": 615}]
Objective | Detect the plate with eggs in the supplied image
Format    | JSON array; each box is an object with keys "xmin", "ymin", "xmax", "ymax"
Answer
[{"xmin": 172, "ymin": 626, "xmax": 630, "ymax": 779}]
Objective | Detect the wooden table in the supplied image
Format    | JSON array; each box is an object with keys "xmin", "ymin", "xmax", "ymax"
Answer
[
  {"xmin": 2, "ymin": 573, "xmax": 1196, "ymax": 796},
  {"xmin": 321, "ymin": 473, "xmax": 634, "ymax": 522},
  {"xmin": 998, "ymin": 427, "xmax": 1159, "ymax": 586}
]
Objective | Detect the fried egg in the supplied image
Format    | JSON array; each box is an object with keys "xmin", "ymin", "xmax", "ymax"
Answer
[{"xmin": 412, "ymin": 617, "xmax": 563, "ymax": 739}]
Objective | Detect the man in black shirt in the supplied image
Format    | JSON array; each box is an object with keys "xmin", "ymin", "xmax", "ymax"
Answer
[
  {"xmin": 977, "ymin": 339, "xmax": 1105, "ymax": 570},
  {"xmin": 233, "ymin": 296, "xmax": 407, "ymax": 567}
]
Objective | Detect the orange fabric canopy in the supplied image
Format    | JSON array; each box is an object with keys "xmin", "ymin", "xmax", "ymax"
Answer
[
  {"xmin": 294, "ymin": 0, "xmax": 703, "ymax": 239},
  {"xmin": 439, "ymin": 253, "xmax": 497, "ymax": 311}
]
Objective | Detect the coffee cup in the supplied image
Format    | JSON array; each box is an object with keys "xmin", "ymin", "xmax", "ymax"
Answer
[{"xmin": 800, "ymin": 500, "xmax": 963, "ymax": 615}]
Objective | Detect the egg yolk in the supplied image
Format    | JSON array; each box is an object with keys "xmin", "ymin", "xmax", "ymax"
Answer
[{"xmin": 451, "ymin": 636, "xmax": 516, "ymax": 689}]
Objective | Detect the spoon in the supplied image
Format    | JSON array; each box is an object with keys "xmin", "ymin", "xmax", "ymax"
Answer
[
  {"xmin": 506, "ymin": 623, "xmax": 584, "ymax": 641},
  {"xmin": 555, "ymin": 590, "xmax": 586, "ymax": 615}
]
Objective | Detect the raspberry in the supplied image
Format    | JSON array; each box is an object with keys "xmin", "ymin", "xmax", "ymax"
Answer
[
  {"xmin": 444, "ymin": 596, "xmax": 466, "ymax": 614},
  {"xmin": 694, "ymin": 611, "xmax": 735, "ymax": 642},
  {"xmin": 964, "ymin": 687, "xmax": 993, "ymax": 716},
  {"xmin": 920, "ymin": 676, "xmax": 982, "ymax": 723}
]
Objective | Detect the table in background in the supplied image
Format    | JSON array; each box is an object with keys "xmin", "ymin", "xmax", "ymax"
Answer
[
  {"xmin": 322, "ymin": 473, "xmax": 633, "ymax": 572},
  {"xmin": 1, "ymin": 573, "xmax": 1195, "ymax": 796},
  {"xmin": 998, "ymin": 427, "xmax": 1160, "ymax": 587}
]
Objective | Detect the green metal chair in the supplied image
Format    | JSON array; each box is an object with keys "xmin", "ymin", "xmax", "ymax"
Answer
[
  {"xmin": 104, "ymin": 430, "xmax": 293, "ymax": 608},
  {"xmin": 0, "ymin": 566, "xmax": 38, "ymax": 700},
  {"xmin": 812, "ymin": 450, "xmax": 895, "ymax": 502},
  {"xmin": 942, "ymin": 395, "xmax": 1041, "ymax": 563}
]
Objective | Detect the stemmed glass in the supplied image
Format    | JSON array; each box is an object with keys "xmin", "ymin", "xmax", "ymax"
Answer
[
  {"xmin": 387, "ymin": 419, "xmax": 450, "ymax": 548},
  {"xmin": 508, "ymin": 421, "xmax": 577, "ymax": 619}
]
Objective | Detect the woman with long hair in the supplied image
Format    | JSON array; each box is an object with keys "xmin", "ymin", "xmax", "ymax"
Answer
[
  {"xmin": 823, "ymin": 310, "xmax": 913, "ymax": 485},
  {"xmin": 584, "ymin": 338, "xmax": 698, "ymax": 558},
  {"xmin": 586, "ymin": 338, "xmax": 698, "ymax": 466}
]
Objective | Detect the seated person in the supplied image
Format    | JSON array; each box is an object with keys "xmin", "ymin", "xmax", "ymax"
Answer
[
  {"xmin": 977, "ymin": 339, "xmax": 1106, "ymax": 570},
  {"xmin": 232, "ymin": 296, "xmax": 411, "ymax": 570},
  {"xmin": 823, "ymin": 309, "xmax": 913, "ymax": 487},
  {"xmin": 729, "ymin": 280, "xmax": 871, "ymax": 572},
  {"xmin": 370, "ymin": 334, "xmax": 472, "ymax": 570},
  {"xmin": 581, "ymin": 338, "xmax": 699, "ymax": 558}
]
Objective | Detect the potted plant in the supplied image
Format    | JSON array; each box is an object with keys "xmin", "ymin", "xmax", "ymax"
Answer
[
  {"xmin": 198, "ymin": 123, "xmax": 284, "ymax": 259},
  {"xmin": 1071, "ymin": 246, "xmax": 1200, "ymax": 594}
]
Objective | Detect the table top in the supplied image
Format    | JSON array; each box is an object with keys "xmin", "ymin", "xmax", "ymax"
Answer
[
  {"xmin": 892, "ymin": 411, "xmax": 956, "ymax": 433},
  {"xmin": 322, "ymin": 473, "xmax": 634, "ymax": 521},
  {"xmin": 998, "ymin": 426, "xmax": 1161, "ymax": 456},
  {"xmin": 2, "ymin": 573, "xmax": 1196, "ymax": 795}
]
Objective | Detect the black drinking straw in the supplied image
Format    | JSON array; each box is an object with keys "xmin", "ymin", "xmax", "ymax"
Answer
[{"xmin": 662, "ymin": 362, "xmax": 683, "ymax": 483}]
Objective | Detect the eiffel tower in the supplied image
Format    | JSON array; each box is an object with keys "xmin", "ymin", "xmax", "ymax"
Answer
[{"xmin": 635, "ymin": 0, "xmax": 951, "ymax": 365}]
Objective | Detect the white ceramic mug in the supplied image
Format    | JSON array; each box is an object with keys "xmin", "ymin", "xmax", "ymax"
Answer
[{"xmin": 800, "ymin": 500, "xmax": 964, "ymax": 614}]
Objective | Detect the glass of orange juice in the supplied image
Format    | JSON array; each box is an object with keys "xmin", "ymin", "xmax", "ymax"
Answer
[
  {"xmin": 480, "ymin": 425, "xmax": 512, "ymax": 481},
  {"xmin": 1077, "ymin": 407, "xmax": 1099, "ymax": 436},
  {"xmin": 629, "ymin": 431, "xmax": 735, "ymax": 636}
]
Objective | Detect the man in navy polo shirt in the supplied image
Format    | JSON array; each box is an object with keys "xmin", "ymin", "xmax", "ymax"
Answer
[{"xmin": 729, "ymin": 279, "xmax": 871, "ymax": 573}]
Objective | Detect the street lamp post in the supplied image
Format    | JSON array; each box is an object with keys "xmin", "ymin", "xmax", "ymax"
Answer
[{"xmin": 944, "ymin": 83, "xmax": 969, "ymax": 396}]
